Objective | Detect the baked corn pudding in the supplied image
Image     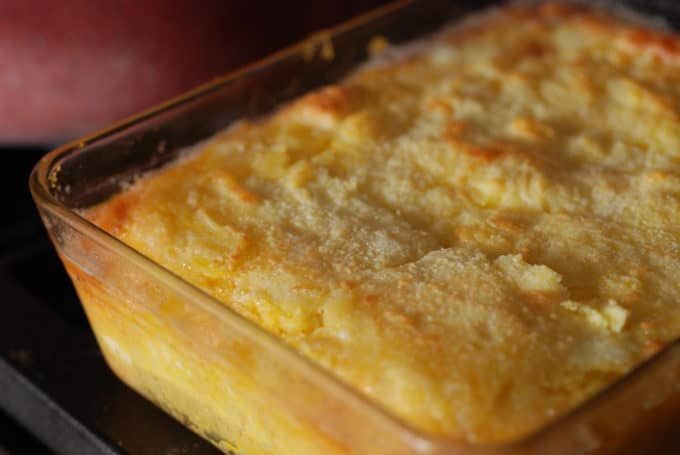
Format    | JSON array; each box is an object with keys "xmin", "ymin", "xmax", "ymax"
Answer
[{"xmin": 82, "ymin": 2, "xmax": 680, "ymax": 452}]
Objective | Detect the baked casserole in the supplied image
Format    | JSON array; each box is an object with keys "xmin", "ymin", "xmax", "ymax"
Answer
[{"xmin": 73, "ymin": 2, "xmax": 680, "ymax": 453}]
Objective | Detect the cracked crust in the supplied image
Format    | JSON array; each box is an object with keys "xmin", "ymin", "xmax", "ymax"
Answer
[{"xmin": 87, "ymin": 2, "xmax": 680, "ymax": 444}]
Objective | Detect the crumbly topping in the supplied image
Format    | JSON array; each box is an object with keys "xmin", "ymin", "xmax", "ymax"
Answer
[{"xmin": 87, "ymin": 3, "xmax": 680, "ymax": 444}]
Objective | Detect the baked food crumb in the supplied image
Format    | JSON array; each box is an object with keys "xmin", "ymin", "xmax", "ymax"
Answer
[{"xmin": 87, "ymin": 3, "xmax": 680, "ymax": 443}]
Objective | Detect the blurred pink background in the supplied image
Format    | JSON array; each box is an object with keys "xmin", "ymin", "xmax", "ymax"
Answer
[{"xmin": 0, "ymin": 0, "xmax": 387, "ymax": 144}]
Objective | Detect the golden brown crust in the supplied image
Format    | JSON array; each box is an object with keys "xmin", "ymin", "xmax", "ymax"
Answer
[
  {"xmin": 281, "ymin": 85, "xmax": 363, "ymax": 128},
  {"xmin": 86, "ymin": 3, "xmax": 680, "ymax": 444},
  {"xmin": 87, "ymin": 191, "xmax": 137, "ymax": 236},
  {"xmin": 626, "ymin": 26, "xmax": 680, "ymax": 59},
  {"xmin": 208, "ymin": 170, "xmax": 261, "ymax": 205}
]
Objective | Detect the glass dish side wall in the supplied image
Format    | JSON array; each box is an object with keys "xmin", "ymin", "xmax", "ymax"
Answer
[
  {"xmin": 30, "ymin": 0, "xmax": 680, "ymax": 453},
  {"xmin": 34, "ymin": 203, "xmax": 436, "ymax": 455},
  {"xmin": 30, "ymin": 4, "xmax": 485, "ymax": 453},
  {"xmin": 31, "ymin": 172, "xmax": 680, "ymax": 455}
]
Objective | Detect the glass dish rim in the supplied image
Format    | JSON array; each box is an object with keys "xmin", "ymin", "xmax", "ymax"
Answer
[{"xmin": 29, "ymin": 0, "xmax": 680, "ymax": 451}]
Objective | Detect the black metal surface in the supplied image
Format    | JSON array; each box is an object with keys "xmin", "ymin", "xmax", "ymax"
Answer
[
  {"xmin": 0, "ymin": 407, "xmax": 50, "ymax": 454},
  {"xmin": 0, "ymin": 148, "xmax": 219, "ymax": 454}
]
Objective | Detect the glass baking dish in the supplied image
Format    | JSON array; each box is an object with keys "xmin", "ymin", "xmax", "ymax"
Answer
[{"xmin": 30, "ymin": 1, "xmax": 680, "ymax": 453}]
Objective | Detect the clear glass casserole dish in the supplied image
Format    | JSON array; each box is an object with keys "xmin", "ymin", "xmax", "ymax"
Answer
[{"xmin": 30, "ymin": 1, "xmax": 680, "ymax": 453}]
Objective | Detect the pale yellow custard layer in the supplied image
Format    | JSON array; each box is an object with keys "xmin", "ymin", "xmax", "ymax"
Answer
[{"xmin": 88, "ymin": 3, "xmax": 680, "ymax": 444}]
